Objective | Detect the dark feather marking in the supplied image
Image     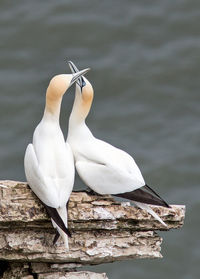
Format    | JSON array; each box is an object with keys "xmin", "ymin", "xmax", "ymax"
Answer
[
  {"xmin": 52, "ymin": 200, "xmax": 71, "ymax": 245},
  {"xmin": 144, "ymin": 184, "xmax": 170, "ymax": 208},
  {"xmin": 42, "ymin": 203, "xmax": 72, "ymax": 237},
  {"xmin": 53, "ymin": 231, "xmax": 60, "ymax": 245},
  {"xmin": 114, "ymin": 186, "xmax": 170, "ymax": 208}
]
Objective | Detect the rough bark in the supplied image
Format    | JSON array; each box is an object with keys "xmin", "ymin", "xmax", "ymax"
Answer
[{"xmin": 0, "ymin": 180, "xmax": 185, "ymax": 278}]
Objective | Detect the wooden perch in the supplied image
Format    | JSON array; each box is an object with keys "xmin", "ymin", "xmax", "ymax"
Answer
[{"xmin": 0, "ymin": 180, "xmax": 185, "ymax": 279}]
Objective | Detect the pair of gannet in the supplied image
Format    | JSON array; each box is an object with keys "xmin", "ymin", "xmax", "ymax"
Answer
[{"xmin": 24, "ymin": 61, "xmax": 169, "ymax": 249}]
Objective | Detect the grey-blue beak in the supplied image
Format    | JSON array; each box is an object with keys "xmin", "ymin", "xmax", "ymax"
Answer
[{"xmin": 68, "ymin": 61, "xmax": 87, "ymax": 89}]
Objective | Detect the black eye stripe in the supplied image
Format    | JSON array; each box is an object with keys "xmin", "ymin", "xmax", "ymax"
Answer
[{"xmin": 82, "ymin": 77, "xmax": 86, "ymax": 87}]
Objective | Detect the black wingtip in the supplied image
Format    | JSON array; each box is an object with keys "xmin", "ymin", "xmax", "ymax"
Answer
[
  {"xmin": 144, "ymin": 184, "xmax": 170, "ymax": 208},
  {"xmin": 53, "ymin": 231, "xmax": 60, "ymax": 245},
  {"xmin": 114, "ymin": 185, "xmax": 170, "ymax": 208},
  {"xmin": 43, "ymin": 203, "xmax": 72, "ymax": 238}
]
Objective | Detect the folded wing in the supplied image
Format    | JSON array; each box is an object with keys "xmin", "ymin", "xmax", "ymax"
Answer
[{"xmin": 24, "ymin": 144, "xmax": 71, "ymax": 237}]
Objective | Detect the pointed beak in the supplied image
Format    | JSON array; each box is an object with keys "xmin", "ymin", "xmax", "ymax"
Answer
[
  {"xmin": 69, "ymin": 67, "xmax": 90, "ymax": 88},
  {"xmin": 68, "ymin": 61, "xmax": 87, "ymax": 89},
  {"xmin": 68, "ymin": 60, "xmax": 79, "ymax": 74}
]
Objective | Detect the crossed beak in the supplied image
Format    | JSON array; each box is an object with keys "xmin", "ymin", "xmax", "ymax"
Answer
[{"xmin": 68, "ymin": 61, "xmax": 88, "ymax": 89}]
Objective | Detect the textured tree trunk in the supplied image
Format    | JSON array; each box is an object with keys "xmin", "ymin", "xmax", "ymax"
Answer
[{"xmin": 0, "ymin": 180, "xmax": 185, "ymax": 278}]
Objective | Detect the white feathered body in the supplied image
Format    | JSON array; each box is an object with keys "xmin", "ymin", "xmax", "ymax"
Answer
[
  {"xmin": 68, "ymin": 122, "xmax": 145, "ymax": 195},
  {"xmin": 25, "ymin": 119, "xmax": 74, "ymax": 207},
  {"xmin": 25, "ymin": 118, "xmax": 75, "ymax": 247},
  {"xmin": 67, "ymin": 78, "xmax": 167, "ymax": 227}
]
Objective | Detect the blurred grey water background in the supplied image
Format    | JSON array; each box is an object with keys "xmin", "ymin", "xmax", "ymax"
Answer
[{"xmin": 0, "ymin": 0, "xmax": 199, "ymax": 278}]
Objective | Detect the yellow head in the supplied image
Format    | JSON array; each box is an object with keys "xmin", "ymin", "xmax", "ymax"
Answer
[
  {"xmin": 80, "ymin": 76, "xmax": 94, "ymax": 107},
  {"xmin": 68, "ymin": 61, "xmax": 94, "ymax": 122},
  {"xmin": 45, "ymin": 68, "xmax": 90, "ymax": 115}
]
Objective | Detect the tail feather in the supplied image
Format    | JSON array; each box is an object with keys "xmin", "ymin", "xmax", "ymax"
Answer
[
  {"xmin": 52, "ymin": 200, "xmax": 71, "ymax": 246},
  {"xmin": 134, "ymin": 201, "xmax": 167, "ymax": 227},
  {"xmin": 51, "ymin": 219, "xmax": 69, "ymax": 249},
  {"xmin": 43, "ymin": 203, "xmax": 71, "ymax": 237},
  {"xmin": 114, "ymin": 184, "xmax": 169, "ymax": 227}
]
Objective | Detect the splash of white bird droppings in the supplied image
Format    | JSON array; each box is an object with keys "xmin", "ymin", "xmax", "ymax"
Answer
[
  {"xmin": 93, "ymin": 207, "xmax": 115, "ymax": 220},
  {"xmin": 121, "ymin": 202, "xmax": 131, "ymax": 207},
  {"xmin": 86, "ymin": 247, "xmax": 113, "ymax": 257}
]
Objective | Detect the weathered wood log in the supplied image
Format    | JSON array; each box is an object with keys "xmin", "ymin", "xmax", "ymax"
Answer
[{"xmin": 0, "ymin": 180, "xmax": 185, "ymax": 278}]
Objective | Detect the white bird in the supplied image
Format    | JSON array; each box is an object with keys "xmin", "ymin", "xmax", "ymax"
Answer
[
  {"xmin": 67, "ymin": 61, "xmax": 170, "ymax": 227},
  {"xmin": 24, "ymin": 68, "xmax": 90, "ymax": 249}
]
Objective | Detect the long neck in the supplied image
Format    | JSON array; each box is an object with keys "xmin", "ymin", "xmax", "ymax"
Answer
[
  {"xmin": 43, "ymin": 85, "xmax": 62, "ymax": 122},
  {"xmin": 69, "ymin": 86, "xmax": 93, "ymax": 128}
]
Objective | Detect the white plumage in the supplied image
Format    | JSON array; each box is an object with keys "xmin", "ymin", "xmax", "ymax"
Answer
[
  {"xmin": 24, "ymin": 69, "xmax": 90, "ymax": 249},
  {"xmin": 67, "ymin": 61, "xmax": 168, "ymax": 227}
]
